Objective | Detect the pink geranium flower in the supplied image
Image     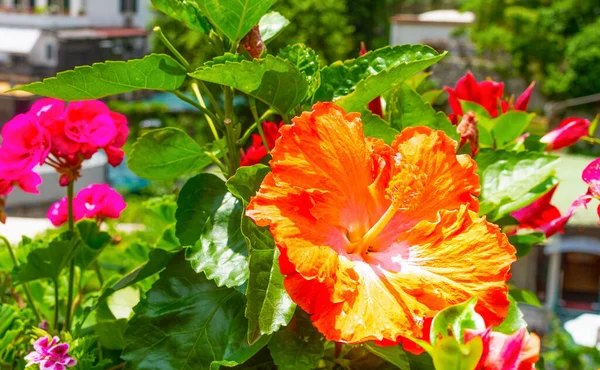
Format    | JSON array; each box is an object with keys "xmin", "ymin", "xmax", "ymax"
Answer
[
  {"xmin": 511, "ymin": 185, "xmax": 590, "ymax": 237},
  {"xmin": 0, "ymin": 113, "xmax": 51, "ymax": 169},
  {"xmin": 240, "ymin": 121, "xmax": 283, "ymax": 166},
  {"xmin": 540, "ymin": 117, "xmax": 590, "ymax": 151},
  {"xmin": 46, "ymin": 184, "xmax": 126, "ymax": 226},
  {"xmin": 24, "ymin": 336, "xmax": 77, "ymax": 370},
  {"xmin": 582, "ymin": 157, "xmax": 600, "ymax": 221},
  {"xmin": 445, "ymin": 72, "xmax": 534, "ymax": 118},
  {"xmin": 464, "ymin": 327, "xmax": 540, "ymax": 370}
]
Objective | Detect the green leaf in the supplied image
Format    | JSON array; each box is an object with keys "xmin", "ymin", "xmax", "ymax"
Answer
[
  {"xmin": 361, "ymin": 109, "xmax": 400, "ymax": 144},
  {"xmin": 175, "ymin": 173, "xmax": 229, "ymax": 246},
  {"xmin": 95, "ymin": 318, "xmax": 128, "ymax": 350},
  {"xmin": 491, "ymin": 111, "xmax": 536, "ymax": 148},
  {"xmin": 151, "ymin": 0, "xmax": 211, "ymax": 33},
  {"xmin": 14, "ymin": 232, "xmax": 80, "ymax": 284},
  {"xmin": 127, "ymin": 128, "xmax": 218, "ymax": 181},
  {"xmin": 589, "ymin": 114, "xmax": 599, "ymax": 136},
  {"xmin": 259, "ymin": 11, "xmax": 290, "ymax": 44},
  {"xmin": 278, "ymin": 44, "xmax": 321, "ymax": 101},
  {"xmin": 314, "ymin": 45, "xmax": 445, "ymax": 112},
  {"xmin": 227, "ymin": 165, "xmax": 296, "ymax": 344},
  {"xmin": 75, "ymin": 221, "xmax": 111, "ymax": 271},
  {"xmin": 268, "ymin": 312, "xmax": 324, "ymax": 370},
  {"xmin": 508, "ymin": 232, "xmax": 545, "ymax": 258},
  {"xmin": 187, "ymin": 192, "xmax": 249, "ymax": 288},
  {"xmin": 12, "ymin": 54, "xmax": 187, "ymax": 100},
  {"xmin": 389, "ymin": 83, "xmax": 459, "ymax": 141},
  {"xmin": 477, "ymin": 149, "xmax": 560, "ymax": 220},
  {"xmin": 407, "ymin": 352, "xmax": 435, "ymax": 370},
  {"xmin": 405, "ymin": 71, "xmax": 432, "ymax": 90},
  {"xmin": 421, "ymin": 89, "xmax": 444, "ymax": 105},
  {"xmin": 190, "ymin": 55, "xmax": 307, "ymax": 115},
  {"xmin": 431, "ymin": 336, "xmax": 483, "ymax": 370},
  {"xmin": 430, "ymin": 297, "xmax": 485, "ymax": 345},
  {"xmin": 509, "ymin": 288, "xmax": 542, "ymax": 308},
  {"xmin": 364, "ymin": 343, "xmax": 411, "ymax": 369},
  {"xmin": 194, "ymin": 0, "xmax": 276, "ymax": 43},
  {"xmin": 494, "ymin": 295, "xmax": 527, "ymax": 334},
  {"xmin": 122, "ymin": 252, "xmax": 269, "ymax": 369}
]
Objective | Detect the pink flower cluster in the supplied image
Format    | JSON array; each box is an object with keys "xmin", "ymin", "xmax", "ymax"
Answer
[
  {"xmin": 25, "ymin": 336, "xmax": 76, "ymax": 370},
  {"xmin": 47, "ymin": 184, "xmax": 126, "ymax": 226}
]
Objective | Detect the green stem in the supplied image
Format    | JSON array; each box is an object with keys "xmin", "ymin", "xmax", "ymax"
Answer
[
  {"xmin": 583, "ymin": 136, "xmax": 600, "ymax": 145},
  {"xmin": 153, "ymin": 26, "xmax": 191, "ymax": 71},
  {"xmin": 198, "ymin": 82, "xmax": 224, "ymax": 120},
  {"xmin": 53, "ymin": 280, "xmax": 60, "ymax": 330},
  {"xmin": 204, "ymin": 151, "xmax": 228, "ymax": 174},
  {"xmin": 171, "ymin": 90, "xmax": 220, "ymax": 125},
  {"xmin": 94, "ymin": 261, "xmax": 104, "ymax": 287},
  {"xmin": 248, "ymin": 97, "xmax": 271, "ymax": 154},
  {"xmin": 223, "ymin": 87, "xmax": 239, "ymax": 176},
  {"xmin": 0, "ymin": 235, "xmax": 42, "ymax": 324},
  {"xmin": 65, "ymin": 181, "xmax": 75, "ymax": 332},
  {"xmin": 238, "ymin": 109, "xmax": 276, "ymax": 147}
]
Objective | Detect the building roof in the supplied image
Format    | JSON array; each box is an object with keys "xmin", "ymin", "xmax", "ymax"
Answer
[
  {"xmin": 0, "ymin": 27, "xmax": 41, "ymax": 54},
  {"xmin": 391, "ymin": 9, "xmax": 475, "ymax": 25},
  {"xmin": 57, "ymin": 28, "xmax": 147, "ymax": 40}
]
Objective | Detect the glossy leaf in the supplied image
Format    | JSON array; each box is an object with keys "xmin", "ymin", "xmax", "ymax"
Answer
[
  {"xmin": 421, "ymin": 89, "xmax": 444, "ymax": 105},
  {"xmin": 268, "ymin": 312, "xmax": 324, "ymax": 370},
  {"xmin": 389, "ymin": 83, "xmax": 459, "ymax": 141},
  {"xmin": 127, "ymin": 128, "xmax": 218, "ymax": 181},
  {"xmin": 314, "ymin": 45, "xmax": 445, "ymax": 112},
  {"xmin": 151, "ymin": 0, "xmax": 211, "ymax": 33},
  {"xmin": 190, "ymin": 55, "xmax": 307, "ymax": 115},
  {"xmin": 259, "ymin": 11, "xmax": 290, "ymax": 44},
  {"xmin": 509, "ymin": 288, "xmax": 542, "ymax": 308},
  {"xmin": 361, "ymin": 109, "xmax": 400, "ymax": 144},
  {"xmin": 12, "ymin": 54, "xmax": 187, "ymax": 100},
  {"xmin": 431, "ymin": 336, "xmax": 483, "ymax": 370},
  {"xmin": 278, "ymin": 44, "xmax": 321, "ymax": 100},
  {"xmin": 227, "ymin": 165, "xmax": 296, "ymax": 344},
  {"xmin": 122, "ymin": 252, "xmax": 269, "ymax": 369},
  {"xmin": 194, "ymin": 0, "xmax": 276, "ymax": 42},
  {"xmin": 431, "ymin": 297, "xmax": 485, "ymax": 345},
  {"xmin": 364, "ymin": 343, "xmax": 411, "ymax": 370},
  {"xmin": 175, "ymin": 173, "xmax": 229, "ymax": 246},
  {"xmin": 508, "ymin": 232, "xmax": 545, "ymax": 258},
  {"xmin": 491, "ymin": 111, "xmax": 536, "ymax": 148},
  {"xmin": 405, "ymin": 71, "xmax": 432, "ymax": 90},
  {"xmin": 494, "ymin": 295, "xmax": 527, "ymax": 334},
  {"xmin": 477, "ymin": 149, "xmax": 560, "ymax": 220},
  {"xmin": 75, "ymin": 221, "xmax": 111, "ymax": 271},
  {"xmin": 187, "ymin": 192, "xmax": 249, "ymax": 288},
  {"xmin": 13, "ymin": 232, "xmax": 80, "ymax": 284}
]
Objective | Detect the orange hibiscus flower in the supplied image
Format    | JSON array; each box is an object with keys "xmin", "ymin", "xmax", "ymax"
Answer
[{"xmin": 246, "ymin": 102, "xmax": 516, "ymax": 345}]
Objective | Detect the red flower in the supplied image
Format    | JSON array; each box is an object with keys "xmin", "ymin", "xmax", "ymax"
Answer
[
  {"xmin": 240, "ymin": 121, "xmax": 283, "ymax": 166},
  {"xmin": 359, "ymin": 42, "xmax": 383, "ymax": 117},
  {"xmin": 464, "ymin": 327, "xmax": 540, "ymax": 370},
  {"xmin": 511, "ymin": 185, "xmax": 590, "ymax": 237},
  {"xmin": 446, "ymin": 72, "xmax": 534, "ymax": 118},
  {"xmin": 540, "ymin": 117, "xmax": 590, "ymax": 151}
]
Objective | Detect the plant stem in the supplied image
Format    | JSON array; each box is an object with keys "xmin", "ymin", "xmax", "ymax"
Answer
[
  {"xmin": 238, "ymin": 109, "xmax": 277, "ymax": 147},
  {"xmin": 204, "ymin": 151, "xmax": 228, "ymax": 174},
  {"xmin": 65, "ymin": 181, "xmax": 75, "ymax": 332},
  {"xmin": 53, "ymin": 280, "xmax": 60, "ymax": 330},
  {"xmin": 583, "ymin": 136, "xmax": 600, "ymax": 145},
  {"xmin": 94, "ymin": 261, "xmax": 104, "ymax": 287},
  {"xmin": 153, "ymin": 26, "xmax": 191, "ymax": 71},
  {"xmin": 198, "ymin": 82, "xmax": 224, "ymax": 119},
  {"xmin": 223, "ymin": 87, "xmax": 239, "ymax": 176},
  {"xmin": 171, "ymin": 90, "xmax": 220, "ymax": 125},
  {"xmin": 0, "ymin": 235, "xmax": 42, "ymax": 324},
  {"xmin": 248, "ymin": 97, "xmax": 271, "ymax": 154}
]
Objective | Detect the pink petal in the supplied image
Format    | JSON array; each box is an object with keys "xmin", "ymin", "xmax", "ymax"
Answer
[
  {"xmin": 87, "ymin": 114, "xmax": 117, "ymax": 147},
  {"xmin": 17, "ymin": 171, "xmax": 42, "ymax": 194},
  {"xmin": 540, "ymin": 118, "xmax": 590, "ymax": 150},
  {"xmin": 515, "ymin": 82, "xmax": 535, "ymax": 111},
  {"xmin": 582, "ymin": 157, "xmax": 600, "ymax": 184},
  {"xmin": 104, "ymin": 145, "xmax": 125, "ymax": 167}
]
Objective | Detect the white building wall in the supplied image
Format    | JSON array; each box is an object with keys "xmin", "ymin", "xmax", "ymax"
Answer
[
  {"xmin": 29, "ymin": 33, "xmax": 58, "ymax": 67},
  {"xmin": 86, "ymin": 0, "xmax": 152, "ymax": 28}
]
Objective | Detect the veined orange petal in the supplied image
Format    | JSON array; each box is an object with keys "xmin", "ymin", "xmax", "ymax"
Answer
[{"xmin": 247, "ymin": 102, "xmax": 515, "ymax": 345}]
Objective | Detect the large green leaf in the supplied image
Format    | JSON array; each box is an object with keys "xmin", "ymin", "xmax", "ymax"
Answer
[
  {"xmin": 491, "ymin": 111, "xmax": 536, "ymax": 148},
  {"xmin": 430, "ymin": 297, "xmax": 485, "ymax": 345},
  {"xmin": 361, "ymin": 109, "xmax": 400, "ymax": 144},
  {"xmin": 151, "ymin": 0, "xmax": 211, "ymax": 33},
  {"xmin": 12, "ymin": 54, "xmax": 186, "ymax": 100},
  {"xmin": 314, "ymin": 45, "xmax": 445, "ymax": 112},
  {"xmin": 259, "ymin": 11, "xmax": 290, "ymax": 44},
  {"xmin": 75, "ymin": 221, "xmax": 111, "ymax": 271},
  {"xmin": 227, "ymin": 165, "xmax": 296, "ymax": 344},
  {"xmin": 477, "ymin": 149, "xmax": 560, "ymax": 220},
  {"xmin": 268, "ymin": 312, "xmax": 324, "ymax": 370},
  {"xmin": 509, "ymin": 288, "xmax": 542, "ymax": 308},
  {"xmin": 122, "ymin": 252, "xmax": 269, "ymax": 369},
  {"xmin": 190, "ymin": 55, "xmax": 307, "ymax": 115},
  {"xmin": 494, "ymin": 295, "xmax": 527, "ymax": 334},
  {"xmin": 389, "ymin": 83, "xmax": 459, "ymax": 141},
  {"xmin": 127, "ymin": 128, "xmax": 218, "ymax": 181},
  {"xmin": 508, "ymin": 232, "xmax": 545, "ymax": 258},
  {"xmin": 13, "ymin": 232, "xmax": 80, "ymax": 284},
  {"xmin": 278, "ymin": 44, "xmax": 321, "ymax": 101},
  {"xmin": 187, "ymin": 192, "xmax": 249, "ymax": 288},
  {"xmin": 364, "ymin": 343, "xmax": 411, "ymax": 370},
  {"xmin": 194, "ymin": 0, "xmax": 275, "ymax": 43},
  {"xmin": 175, "ymin": 174, "xmax": 230, "ymax": 247}
]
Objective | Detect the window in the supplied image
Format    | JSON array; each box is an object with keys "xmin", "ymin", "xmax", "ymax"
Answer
[
  {"xmin": 120, "ymin": 0, "xmax": 137, "ymax": 13},
  {"xmin": 46, "ymin": 44, "xmax": 53, "ymax": 61}
]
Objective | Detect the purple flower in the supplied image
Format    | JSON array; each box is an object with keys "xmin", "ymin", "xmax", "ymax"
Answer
[{"xmin": 25, "ymin": 336, "xmax": 77, "ymax": 370}]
